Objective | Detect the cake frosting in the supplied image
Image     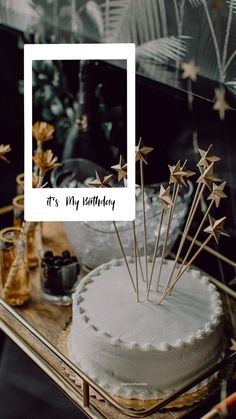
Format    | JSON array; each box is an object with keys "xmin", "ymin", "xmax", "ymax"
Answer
[{"xmin": 68, "ymin": 257, "xmax": 223, "ymax": 400}]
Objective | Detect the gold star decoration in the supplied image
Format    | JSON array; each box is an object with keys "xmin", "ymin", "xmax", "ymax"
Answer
[
  {"xmin": 197, "ymin": 163, "xmax": 219, "ymax": 190},
  {"xmin": 213, "ymin": 87, "xmax": 230, "ymax": 121},
  {"xmin": 159, "ymin": 185, "xmax": 172, "ymax": 211},
  {"xmin": 0, "ymin": 144, "xmax": 11, "ymax": 163},
  {"xmin": 197, "ymin": 144, "xmax": 221, "ymax": 169},
  {"xmin": 210, "ymin": 0, "xmax": 224, "ymax": 11},
  {"xmin": 181, "ymin": 60, "xmax": 200, "ymax": 82},
  {"xmin": 111, "ymin": 155, "xmax": 127, "ymax": 182},
  {"xmin": 168, "ymin": 161, "xmax": 187, "ymax": 187},
  {"xmin": 181, "ymin": 168, "xmax": 196, "ymax": 187},
  {"xmin": 207, "ymin": 181, "xmax": 227, "ymax": 208},
  {"xmin": 135, "ymin": 137, "xmax": 154, "ymax": 165},
  {"xmin": 32, "ymin": 121, "xmax": 54, "ymax": 144},
  {"xmin": 204, "ymin": 216, "xmax": 229, "ymax": 244},
  {"xmin": 230, "ymin": 338, "xmax": 236, "ymax": 352},
  {"xmin": 33, "ymin": 149, "xmax": 61, "ymax": 175},
  {"xmin": 89, "ymin": 171, "xmax": 113, "ymax": 188}
]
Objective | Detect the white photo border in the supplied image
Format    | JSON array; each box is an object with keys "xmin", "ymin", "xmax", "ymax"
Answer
[{"xmin": 24, "ymin": 43, "xmax": 135, "ymax": 221}]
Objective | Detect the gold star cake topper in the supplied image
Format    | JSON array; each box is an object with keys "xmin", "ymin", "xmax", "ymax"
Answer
[
  {"xmin": 197, "ymin": 163, "xmax": 219, "ymax": 190},
  {"xmin": 213, "ymin": 87, "xmax": 230, "ymax": 120},
  {"xmin": 135, "ymin": 137, "xmax": 154, "ymax": 165},
  {"xmin": 181, "ymin": 60, "xmax": 200, "ymax": 82},
  {"xmin": 89, "ymin": 171, "xmax": 113, "ymax": 188},
  {"xmin": 111, "ymin": 155, "xmax": 127, "ymax": 182},
  {"xmin": 207, "ymin": 181, "xmax": 227, "ymax": 208},
  {"xmin": 197, "ymin": 145, "xmax": 221, "ymax": 169},
  {"xmin": 159, "ymin": 185, "xmax": 172, "ymax": 211},
  {"xmin": 204, "ymin": 216, "xmax": 229, "ymax": 243}
]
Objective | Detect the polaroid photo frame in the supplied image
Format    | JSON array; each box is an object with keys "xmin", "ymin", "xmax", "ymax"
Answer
[{"xmin": 24, "ymin": 43, "xmax": 135, "ymax": 221}]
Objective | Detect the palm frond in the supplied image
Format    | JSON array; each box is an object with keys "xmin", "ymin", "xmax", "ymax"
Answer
[
  {"xmin": 188, "ymin": 0, "xmax": 204, "ymax": 6},
  {"xmin": 227, "ymin": 1, "xmax": 236, "ymax": 12},
  {"xmin": 100, "ymin": 0, "xmax": 132, "ymax": 42},
  {"xmin": 136, "ymin": 36, "xmax": 189, "ymax": 64},
  {"xmin": 0, "ymin": 0, "xmax": 40, "ymax": 31}
]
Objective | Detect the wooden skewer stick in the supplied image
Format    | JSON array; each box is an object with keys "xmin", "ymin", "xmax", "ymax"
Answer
[
  {"xmin": 175, "ymin": 199, "xmax": 214, "ymax": 282},
  {"xmin": 156, "ymin": 183, "xmax": 179, "ymax": 291},
  {"xmin": 133, "ymin": 222, "xmax": 145, "ymax": 282},
  {"xmin": 161, "ymin": 182, "xmax": 205, "ymax": 299},
  {"xmin": 147, "ymin": 208, "xmax": 165, "ymax": 299},
  {"xmin": 159, "ymin": 234, "xmax": 213, "ymax": 304},
  {"xmin": 140, "ymin": 159, "xmax": 148, "ymax": 284},
  {"xmin": 113, "ymin": 221, "xmax": 136, "ymax": 292},
  {"xmin": 132, "ymin": 221, "xmax": 139, "ymax": 302}
]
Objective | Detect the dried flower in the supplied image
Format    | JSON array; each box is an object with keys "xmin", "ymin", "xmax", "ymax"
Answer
[
  {"xmin": 32, "ymin": 175, "xmax": 40, "ymax": 188},
  {"xmin": 33, "ymin": 149, "xmax": 61, "ymax": 175},
  {"xmin": 0, "ymin": 144, "xmax": 11, "ymax": 163},
  {"xmin": 32, "ymin": 121, "xmax": 54, "ymax": 144}
]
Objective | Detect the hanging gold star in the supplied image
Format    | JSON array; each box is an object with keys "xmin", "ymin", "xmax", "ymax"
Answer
[
  {"xmin": 111, "ymin": 155, "xmax": 127, "ymax": 182},
  {"xmin": 135, "ymin": 137, "xmax": 154, "ymax": 165},
  {"xmin": 159, "ymin": 185, "xmax": 172, "ymax": 211},
  {"xmin": 88, "ymin": 171, "xmax": 113, "ymax": 188},
  {"xmin": 197, "ymin": 144, "xmax": 221, "ymax": 169},
  {"xmin": 168, "ymin": 161, "xmax": 187, "ymax": 187},
  {"xmin": 181, "ymin": 60, "xmax": 200, "ymax": 82},
  {"xmin": 207, "ymin": 181, "xmax": 227, "ymax": 208},
  {"xmin": 196, "ymin": 163, "xmax": 219, "ymax": 190},
  {"xmin": 213, "ymin": 87, "xmax": 230, "ymax": 121},
  {"xmin": 204, "ymin": 216, "xmax": 229, "ymax": 244},
  {"xmin": 230, "ymin": 338, "xmax": 236, "ymax": 352},
  {"xmin": 210, "ymin": 0, "xmax": 224, "ymax": 11}
]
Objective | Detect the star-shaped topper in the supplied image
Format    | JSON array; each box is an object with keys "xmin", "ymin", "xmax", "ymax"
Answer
[
  {"xmin": 168, "ymin": 161, "xmax": 194, "ymax": 187},
  {"xmin": 197, "ymin": 144, "xmax": 221, "ymax": 170},
  {"xmin": 89, "ymin": 171, "xmax": 113, "ymax": 188},
  {"xmin": 135, "ymin": 137, "xmax": 154, "ymax": 165},
  {"xmin": 181, "ymin": 60, "xmax": 200, "ymax": 82},
  {"xmin": 213, "ymin": 87, "xmax": 230, "ymax": 121},
  {"xmin": 111, "ymin": 155, "xmax": 127, "ymax": 182},
  {"xmin": 204, "ymin": 216, "xmax": 229, "ymax": 244},
  {"xmin": 230, "ymin": 338, "xmax": 236, "ymax": 352},
  {"xmin": 207, "ymin": 181, "xmax": 227, "ymax": 208},
  {"xmin": 159, "ymin": 185, "xmax": 172, "ymax": 211},
  {"xmin": 197, "ymin": 163, "xmax": 219, "ymax": 190}
]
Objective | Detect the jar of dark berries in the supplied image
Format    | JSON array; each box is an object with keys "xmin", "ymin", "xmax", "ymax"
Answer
[{"xmin": 40, "ymin": 249, "xmax": 80, "ymax": 305}]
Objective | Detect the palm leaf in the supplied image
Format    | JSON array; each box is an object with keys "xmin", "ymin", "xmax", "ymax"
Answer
[
  {"xmin": 100, "ymin": 0, "xmax": 170, "ymax": 43},
  {"xmin": 0, "ymin": 0, "xmax": 40, "ymax": 31},
  {"xmin": 136, "ymin": 36, "xmax": 189, "ymax": 64},
  {"xmin": 100, "ymin": 0, "xmax": 132, "ymax": 42},
  {"xmin": 227, "ymin": 0, "xmax": 236, "ymax": 12},
  {"xmin": 188, "ymin": 0, "xmax": 204, "ymax": 6}
]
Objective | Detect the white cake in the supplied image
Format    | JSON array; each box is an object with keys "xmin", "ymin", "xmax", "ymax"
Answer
[{"xmin": 68, "ymin": 257, "xmax": 223, "ymax": 400}]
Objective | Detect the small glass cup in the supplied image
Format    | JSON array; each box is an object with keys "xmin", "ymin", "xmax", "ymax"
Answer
[
  {"xmin": 0, "ymin": 227, "xmax": 30, "ymax": 306},
  {"xmin": 12, "ymin": 194, "xmax": 24, "ymax": 228},
  {"xmin": 40, "ymin": 250, "xmax": 80, "ymax": 305},
  {"xmin": 12, "ymin": 195, "xmax": 39, "ymax": 268},
  {"xmin": 16, "ymin": 173, "xmax": 24, "ymax": 195}
]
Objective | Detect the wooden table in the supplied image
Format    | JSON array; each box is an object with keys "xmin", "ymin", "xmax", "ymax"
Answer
[{"xmin": 0, "ymin": 222, "xmax": 233, "ymax": 419}]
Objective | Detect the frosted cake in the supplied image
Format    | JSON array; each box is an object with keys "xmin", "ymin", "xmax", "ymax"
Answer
[{"xmin": 68, "ymin": 257, "xmax": 223, "ymax": 400}]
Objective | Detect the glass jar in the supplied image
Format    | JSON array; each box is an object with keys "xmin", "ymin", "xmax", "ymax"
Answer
[
  {"xmin": 0, "ymin": 227, "xmax": 30, "ymax": 306},
  {"xmin": 12, "ymin": 195, "xmax": 39, "ymax": 268},
  {"xmin": 16, "ymin": 173, "xmax": 24, "ymax": 195}
]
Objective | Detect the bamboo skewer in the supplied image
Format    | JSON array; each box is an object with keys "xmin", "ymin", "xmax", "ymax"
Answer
[
  {"xmin": 156, "ymin": 183, "xmax": 178, "ymax": 291},
  {"xmin": 132, "ymin": 221, "xmax": 139, "ymax": 302},
  {"xmin": 175, "ymin": 199, "xmax": 214, "ymax": 280},
  {"xmin": 159, "ymin": 235, "xmax": 213, "ymax": 305},
  {"xmin": 160, "ymin": 182, "xmax": 205, "ymax": 301},
  {"xmin": 113, "ymin": 221, "xmax": 136, "ymax": 292},
  {"xmin": 140, "ymin": 159, "xmax": 148, "ymax": 284},
  {"xmin": 147, "ymin": 208, "xmax": 165, "ymax": 299},
  {"xmin": 134, "ymin": 222, "xmax": 145, "ymax": 283}
]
